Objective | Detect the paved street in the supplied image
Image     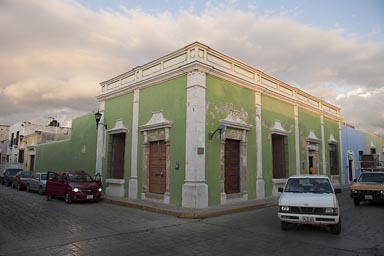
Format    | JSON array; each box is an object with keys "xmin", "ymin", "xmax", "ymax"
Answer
[{"xmin": 1, "ymin": 184, "xmax": 383, "ymax": 256}]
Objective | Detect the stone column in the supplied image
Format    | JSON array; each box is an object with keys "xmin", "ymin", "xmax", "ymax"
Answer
[
  {"xmin": 321, "ymin": 116, "xmax": 327, "ymax": 174},
  {"xmin": 338, "ymin": 122, "xmax": 345, "ymax": 185},
  {"xmin": 182, "ymin": 70, "xmax": 208, "ymax": 208},
  {"xmin": 255, "ymin": 92, "xmax": 265, "ymax": 199},
  {"xmin": 95, "ymin": 101, "xmax": 105, "ymax": 175},
  {"xmin": 294, "ymin": 106, "xmax": 300, "ymax": 175},
  {"xmin": 129, "ymin": 89, "xmax": 139, "ymax": 199}
]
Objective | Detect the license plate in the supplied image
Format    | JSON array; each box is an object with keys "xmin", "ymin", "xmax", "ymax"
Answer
[
  {"xmin": 365, "ymin": 195, "xmax": 373, "ymax": 200},
  {"xmin": 302, "ymin": 216, "xmax": 315, "ymax": 223},
  {"xmin": 86, "ymin": 195, "xmax": 94, "ymax": 199}
]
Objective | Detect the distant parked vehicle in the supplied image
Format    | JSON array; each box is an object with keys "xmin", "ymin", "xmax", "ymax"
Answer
[
  {"xmin": 45, "ymin": 171, "xmax": 102, "ymax": 204},
  {"xmin": 2, "ymin": 168, "xmax": 23, "ymax": 186},
  {"xmin": 0, "ymin": 170, "xmax": 4, "ymax": 184},
  {"xmin": 26, "ymin": 172, "xmax": 49, "ymax": 195},
  {"xmin": 12, "ymin": 171, "xmax": 33, "ymax": 190},
  {"xmin": 350, "ymin": 171, "xmax": 384, "ymax": 206}
]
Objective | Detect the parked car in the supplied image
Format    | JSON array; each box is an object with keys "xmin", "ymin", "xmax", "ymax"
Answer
[
  {"xmin": 277, "ymin": 175, "xmax": 342, "ymax": 234},
  {"xmin": 45, "ymin": 171, "xmax": 102, "ymax": 204},
  {"xmin": 350, "ymin": 171, "xmax": 384, "ymax": 206},
  {"xmin": 2, "ymin": 168, "xmax": 24, "ymax": 186},
  {"xmin": 0, "ymin": 170, "xmax": 4, "ymax": 184},
  {"xmin": 26, "ymin": 172, "xmax": 49, "ymax": 195},
  {"xmin": 12, "ymin": 171, "xmax": 33, "ymax": 190}
]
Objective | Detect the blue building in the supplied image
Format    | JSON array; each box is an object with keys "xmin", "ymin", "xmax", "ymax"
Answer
[{"xmin": 341, "ymin": 123, "xmax": 365, "ymax": 184}]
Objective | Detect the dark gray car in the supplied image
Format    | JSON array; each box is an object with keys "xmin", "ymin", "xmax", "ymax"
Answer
[{"xmin": 2, "ymin": 168, "xmax": 23, "ymax": 186}]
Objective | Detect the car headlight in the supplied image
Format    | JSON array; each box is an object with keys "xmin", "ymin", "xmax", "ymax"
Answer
[
  {"xmin": 72, "ymin": 187, "xmax": 79, "ymax": 193},
  {"xmin": 380, "ymin": 191, "xmax": 384, "ymax": 195},
  {"xmin": 98, "ymin": 188, "xmax": 102, "ymax": 192},
  {"xmin": 280, "ymin": 206, "xmax": 290, "ymax": 212},
  {"xmin": 325, "ymin": 208, "xmax": 338, "ymax": 215},
  {"xmin": 351, "ymin": 189, "xmax": 357, "ymax": 193}
]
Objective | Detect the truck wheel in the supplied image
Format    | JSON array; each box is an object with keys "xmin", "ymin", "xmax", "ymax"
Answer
[
  {"xmin": 65, "ymin": 192, "xmax": 72, "ymax": 204},
  {"xmin": 330, "ymin": 218, "xmax": 341, "ymax": 235},
  {"xmin": 354, "ymin": 198, "xmax": 360, "ymax": 206}
]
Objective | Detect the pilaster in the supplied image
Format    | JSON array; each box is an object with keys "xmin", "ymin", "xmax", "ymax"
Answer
[
  {"xmin": 321, "ymin": 116, "xmax": 326, "ymax": 174},
  {"xmin": 255, "ymin": 92, "xmax": 265, "ymax": 199},
  {"xmin": 95, "ymin": 101, "xmax": 105, "ymax": 175},
  {"xmin": 182, "ymin": 70, "xmax": 208, "ymax": 208},
  {"xmin": 128, "ymin": 89, "xmax": 139, "ymax": 199},
  {"xmin": 338, "ymin": 122, "xmax": 345, "ymax": 185},
  {"xmin": 294, "ymin": 105, "xmax": 300, "ymax": 175}
]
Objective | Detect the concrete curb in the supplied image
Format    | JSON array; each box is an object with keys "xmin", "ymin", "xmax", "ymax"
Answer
[
  {"xmin": 103, "ymin": 198, "xmax": 277, "ymax": 219},
  {"xmin": 103, "ymin": 186, "xmax": 350, "ymax": 219}
]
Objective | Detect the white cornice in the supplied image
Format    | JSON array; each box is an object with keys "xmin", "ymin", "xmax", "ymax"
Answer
[{"xmin": 97, "ymin": 42, "xmax": 341, "ymax": 120}]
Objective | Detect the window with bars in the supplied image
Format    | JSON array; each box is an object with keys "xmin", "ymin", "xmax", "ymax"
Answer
[
  {"xmin": 329, "ymin": 144, "xmax": 339, "ymax": 175},
  {"xmin": 108, "ymin": 133, "xmax": 126, "ymax": 179},
  {"xmin": 18, "ymin": 150, "xmax": 24, "ymax": 163},
  {"xmin": 272, "ymin": 134, "xmax": 288, "ymax": 179}
]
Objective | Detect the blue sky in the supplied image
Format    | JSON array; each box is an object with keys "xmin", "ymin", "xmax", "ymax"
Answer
[
  {"xmin": 0, "ymin": 0, "xmax": 383, "ymax": 135},
  {"xmin": 77, "ymin": 0, "xmax": 384, "ymax": 42}
]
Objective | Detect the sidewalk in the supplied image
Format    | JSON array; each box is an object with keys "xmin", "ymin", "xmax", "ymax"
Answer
[{"xmin": 103, "ymin": 195, "xmax": 279, "ymax": 219}]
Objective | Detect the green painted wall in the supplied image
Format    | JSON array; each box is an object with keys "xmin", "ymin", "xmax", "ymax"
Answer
[
  {"xmin": 137, "ymin": 76, "xmax": 187, "ymax": 205},
  {"xmin": 298, "ymin": 109, "xmax": 322, "ymax": 173},
  {"xmin": 364, "ymin": 132, "xmax": 382, "ymax": 156},
  {"xmin": 103, "ymin": 92, "xmax": 134, "ymax": 196},
  {"xmin": 35, "ymin": 113, "xmax": 97, "ymax": 173},
  {"xmin": 323, "ymin": 117, "xmax": 341, "ymax": 176},
  {"xmin": 261, "ymin": 95, "xmax": 295, "ymax": 196},
  {"xmin": 205, "ymin": 75, "xmax": 256, "ymax": 205}
]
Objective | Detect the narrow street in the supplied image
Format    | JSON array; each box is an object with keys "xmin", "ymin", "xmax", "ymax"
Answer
[{"xmin": 1, "ymin": 184, "xmax": 383, "ymax": 256}]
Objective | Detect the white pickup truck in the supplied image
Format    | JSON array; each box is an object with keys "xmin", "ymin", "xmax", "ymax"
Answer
[{"xmin": 277, "ymin": 175, "xmax": 342, "ymax": 234}]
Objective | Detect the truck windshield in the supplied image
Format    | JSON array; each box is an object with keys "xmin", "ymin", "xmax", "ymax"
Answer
[
  {"xmin": 285, "ymin": 178, "xmax": 333, "ymax": 193},
  {"xmin": 358, "ymin": 173, "xmax": 384, "ymax": 182}
]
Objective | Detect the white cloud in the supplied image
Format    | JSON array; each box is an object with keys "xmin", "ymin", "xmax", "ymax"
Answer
[{"xmin": 0, "ymin": 0, "xmax": 383, "ymax": 136}]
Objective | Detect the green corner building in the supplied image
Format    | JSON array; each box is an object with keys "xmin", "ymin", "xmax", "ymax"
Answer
[{"xmin": 91, "ymin": 42, "xmax": 343, "ymax": 208}]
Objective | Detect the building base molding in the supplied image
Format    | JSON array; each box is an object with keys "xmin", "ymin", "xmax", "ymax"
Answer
[
  {"xmin": 105, "ymin": 179, "xmax": 125, "ymax": 197},
  {"xmin": 256, "ymin": 178, "xmax": 265, "ymax": 199},
  {"xmin": 128, "ymin": 177, "xmax": 138, "ymax": 199},
  {"xmin": 272, "ymin": 178, "xmax": 287, "ymax": 197},
  {"xmin": 220, "ymin": 192, "xmax": 248, "ymax": 205},
  {"xmin": 182, "ymin": 181, "xmax": 208, "ymax": 208}
]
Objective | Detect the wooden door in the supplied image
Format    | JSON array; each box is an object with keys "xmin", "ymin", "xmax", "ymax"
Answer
[
  {"xmin": 225, "ymin": 139, "xmax": 240, "ymax": 194},
  {"xmin": 272, "ymin": 134, "xmax": 287, "ymax": 178},
  {"xmin": 109, "ymin": 133, "xmax": 125, "ymax": 179},
  {"xmin": 149, "ymin": 141, "xmax": 166, "ymax": 194},
  {"xmin": 29, "ymin": 155, "xmax": 35, "ymax": 172}
]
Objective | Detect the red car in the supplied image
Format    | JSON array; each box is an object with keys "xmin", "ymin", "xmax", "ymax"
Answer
[{"xmin": 45, "ymin": 171, "xmax": 102, "ymax": 204}]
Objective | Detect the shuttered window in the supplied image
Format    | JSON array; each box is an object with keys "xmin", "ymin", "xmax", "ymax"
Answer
[
  {"xmin": 108, "ymin": 133, "xmax": 126, "ymax": 179},
  {"xmin": 329, "ymin": 144, "xmax": 338, "ymax": 175},
  {"xmin": 272, "ymin": 134, "xmax": 288, "ymax": 179}
]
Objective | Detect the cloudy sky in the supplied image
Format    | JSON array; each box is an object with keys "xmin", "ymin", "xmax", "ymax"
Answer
[{"xmin": 1, "ymin": 0, "xmax": 383, "ymax": 136}]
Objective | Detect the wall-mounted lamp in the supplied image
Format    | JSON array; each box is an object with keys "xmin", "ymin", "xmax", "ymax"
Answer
[
  {"xmin": 94, "ymin": 111, "xmax": 107, "ymax": 129},
  {"xmin": 208, "ymin": 124, "xmax": 225, "ymax": 140}
]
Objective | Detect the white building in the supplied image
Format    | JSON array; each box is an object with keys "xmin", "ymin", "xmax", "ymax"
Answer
[{"xmin": 8, "ymin": 120, "xmax": 71, "ymax": 164}]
